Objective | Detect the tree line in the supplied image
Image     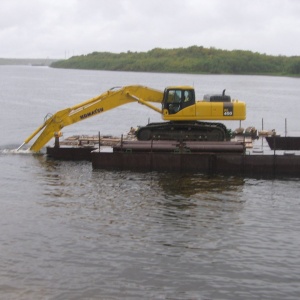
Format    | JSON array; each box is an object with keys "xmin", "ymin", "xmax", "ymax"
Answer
[{"xmin": 51, "ymin": 46, "xmax": 300, "ymax": 76}]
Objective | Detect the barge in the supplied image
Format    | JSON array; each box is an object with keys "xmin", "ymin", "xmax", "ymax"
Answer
[
  {"xmin": 46, "ymin": 134, "xmax": 300, "ymax": 178},
  {"xmin": 91, "ymin": 151, "xmax": 300, "ymax": 177}
]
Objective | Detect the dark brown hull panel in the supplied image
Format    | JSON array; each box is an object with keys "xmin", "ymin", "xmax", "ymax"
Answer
[{"xmin": 266, "ymin": 136, "xmax": 300, "ymax": 150}]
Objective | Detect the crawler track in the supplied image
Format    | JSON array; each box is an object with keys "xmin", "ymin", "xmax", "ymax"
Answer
[{"xmin": 136, "ymin": 121, "xmax": 227, "ymax": 141}]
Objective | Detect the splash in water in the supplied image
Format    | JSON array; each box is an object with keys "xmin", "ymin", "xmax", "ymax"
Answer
[{"xmin": 1, "ymin": 148, "xmax": 34, "ymax": 154}]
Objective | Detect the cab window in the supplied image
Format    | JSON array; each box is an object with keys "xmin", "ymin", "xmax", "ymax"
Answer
[{"xmin": 164, "ymin": 89, "xmax": 195, "ymax": 114}]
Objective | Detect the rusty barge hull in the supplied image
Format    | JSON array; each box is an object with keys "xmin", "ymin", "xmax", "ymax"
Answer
[
  {"xmin": 266, "ymin": 136, "xmax": 300, "ymax": 150},
  {"xmin": 46, "ymin": 139, "xmax": 300, "ymax": 178},
  {"xmin": 47, "ymin": 146, "xmax": 96, "ymax": 161},
  {"xmin": 91, "ymin": 152, "xmax": 300, "ymax": 177}
]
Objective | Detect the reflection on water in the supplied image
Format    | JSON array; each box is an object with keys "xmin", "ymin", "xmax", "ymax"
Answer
[
  {"xmin": 38, "ymin": 154, "xmax": 246, "ymax": 210},
  {"xmin": 157, "ymin": 171, "xmax": 245, "ymax": 196},
  {"xmin": 34, "ymin": 156, "xmax": 248, "ymax": 245}
]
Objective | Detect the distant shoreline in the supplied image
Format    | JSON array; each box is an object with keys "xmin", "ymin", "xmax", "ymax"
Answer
[
  {"xmin": 49, "ymin": 46, "xmax": 300, "ymax": 77},
  {"xmin": 0, "ymin": 58, "xmax": 60, "ymax": 66},
  {"xmin": 2, "ymin": 46, "xmax": 300, "ymax": 78}
]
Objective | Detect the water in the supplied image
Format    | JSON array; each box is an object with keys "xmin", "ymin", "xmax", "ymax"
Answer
[{"xmin": 0, "ymin": 66, "xmax": 300, "ymax": 299}]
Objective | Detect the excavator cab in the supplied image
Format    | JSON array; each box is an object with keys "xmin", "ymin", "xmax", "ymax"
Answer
[{"xmin": 162, "ymin": 87, "xmax": 195, "ymax": 115}]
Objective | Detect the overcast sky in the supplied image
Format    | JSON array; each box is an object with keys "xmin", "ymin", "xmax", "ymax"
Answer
[{"xmin": 1, "ymin": 0, "xmax": 300, "ymax": 59}]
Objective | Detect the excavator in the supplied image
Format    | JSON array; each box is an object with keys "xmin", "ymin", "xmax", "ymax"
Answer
[{"xmin": 17, "ymin": 85, "xmax": 246, "ymax": 152}]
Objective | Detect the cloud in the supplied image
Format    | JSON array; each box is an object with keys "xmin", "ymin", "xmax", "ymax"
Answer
[{"xmin": 0, "ymin": 0, "xmax": 299, "ymax": 58}]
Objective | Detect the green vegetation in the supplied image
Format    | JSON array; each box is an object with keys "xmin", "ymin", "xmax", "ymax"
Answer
[{"xmin": 51, "ymin": 46, "xmax": 300, "ymax": 76}]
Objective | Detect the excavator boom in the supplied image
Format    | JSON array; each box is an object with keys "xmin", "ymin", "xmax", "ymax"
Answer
[{"xmin": 20, "ymin": 85, "xmax": 163, "ymax": 152}]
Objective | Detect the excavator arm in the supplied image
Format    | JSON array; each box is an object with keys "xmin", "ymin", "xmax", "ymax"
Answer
[{"xmin": 18, "ymin": 85, "xmax": 164, "ymax": 152}]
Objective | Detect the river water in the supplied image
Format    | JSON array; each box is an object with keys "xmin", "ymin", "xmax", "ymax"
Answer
[{"xmin": 0, "ymin": 66, "xmax": 300, "ymax": 299}]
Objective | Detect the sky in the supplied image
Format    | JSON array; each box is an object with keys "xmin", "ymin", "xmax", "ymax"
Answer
[{"xmin": 1, "ymin": 0, "xmax": 300, "ymax": 59}]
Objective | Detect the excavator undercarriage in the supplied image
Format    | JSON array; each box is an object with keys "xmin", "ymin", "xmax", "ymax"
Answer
[{"xmin": 136, "ymin": 121, "xmax": 228, "ymax": 141}]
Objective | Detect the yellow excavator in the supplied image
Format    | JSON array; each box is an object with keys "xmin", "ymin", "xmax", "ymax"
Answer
[{"xmin": 17, "ymin": 85, "xmax": 246, "ymax": 152}]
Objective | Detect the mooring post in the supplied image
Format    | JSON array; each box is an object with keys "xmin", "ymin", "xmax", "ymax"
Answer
[
  {"xmin": 54, "ymin": 136, "xmax": 60, "ymax": 148},
  {"xmin": 285, "ymin": 118, "xmax": 287, "ymax": 137},
  {"xmin": 150, "ymin": 138, "xmax": 153, "ymax": 171},
  {"xmin": 260, "ymin": 118, "xmax": 264, "ymax": 150},
  {"xmin": 98, "ymin": 131, "xmax": 101, "ymax": 152},
  {"xmin": 271, "ymin": 131, "xmax": 276, "ymax": 177},
  {"xmin": 54, "ymin": 131, "xmax": 61, "ymax": 148}
]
